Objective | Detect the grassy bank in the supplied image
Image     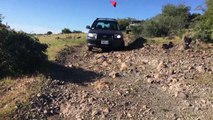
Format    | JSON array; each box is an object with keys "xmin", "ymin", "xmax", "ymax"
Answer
[
  {"xmin": 0, "ymin": 33, "xmax": 86, "ymax": 118},
  {"xmin": 36, "ymin": 33, "xmax": 86, "ymax": 60},
  {"xmin": 0, "ymin": 75, "xmax": 46, "ymax": 119}
]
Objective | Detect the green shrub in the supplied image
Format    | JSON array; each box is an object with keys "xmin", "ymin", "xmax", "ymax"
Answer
[
  {"xmin": 0, "ymin": 29, "xmax": 48, "ymax": 76},
  {"xmin": 132, "ymin": 25, "xmax": 143, "ymax": 37},
  {"xmin": 0, "ymin": 14, "xmax": 3, "ymax": 24},
  {"xmin": 194, "ymin": 30, "xmax": 212, "ymax": 42},
  {"xmin": 61, "ymin": 28, "xmax": 72, "ymax": 34},
  {"xmin": 193, "ymin": 0, "xmax": 213, "ymax": 43},
  {"xmin": 133, "ymin": 4, "xmax": 191, "ymax": 38},
  {"xmin": 72, "ymin": 30, "xmax": 82, "ymax": 33},
  {"xmin": 47, "ymin": 31, "xmax": 52, "ymax": 35}
]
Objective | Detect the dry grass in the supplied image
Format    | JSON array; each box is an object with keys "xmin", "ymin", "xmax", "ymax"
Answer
[
  {"xmin": 145, "ymin": 36, "xmax": 182, "ymax": 45},
  {"xmin": 124, "ymin": 32, "xmax": 182, "ymax": 45},
  {"xmin": 0, "ymin": 75, "xmax": 46, "ymax": 119},
  {"xmin": 36, "ymin": 33, "xmax": 86, "ymax": 60},
  {"xmin": 195, "ymin": 73, "xmax": 213, "ymax": 87}
]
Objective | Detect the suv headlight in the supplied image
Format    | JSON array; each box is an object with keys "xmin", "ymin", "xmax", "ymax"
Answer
[
  {"xmin": 87, "ymin": 33, "xmax": 97, "ymax": 39},
  {"xmin": 114, "ymin": 34, "xmax": 122, "ymax": 39}
]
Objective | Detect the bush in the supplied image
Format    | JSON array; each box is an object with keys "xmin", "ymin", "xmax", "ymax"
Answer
[
  {"xmin": 132, "ymin": 25, "xmax": 143, "ymax": 37},
  {"xmin": 193, "ymin": 0, "xmax": 213, "ymax": 43},
  {"xmin": 62, "ymin": 28, "xmax": 72, "ymax": 34},
  {"xmin": 134, "ymin": 4, "xmax": 191, "ymax": 37},
  {"xmin": 0, "ymin": 29, "xmax": 48, "ymax": 76},
  {"xmin": 47, "ymin": 31, "xmax": 52, "ymax": 35},
  {"xmin": 194, "ymin": 30, "xmax": 212, "ymax": 42},
  {"xmin": 72, "ymin": 30, "xmax": 82, "ymax": 33},
  {"xmin": 0, "ymin": 14, "xmax": 3, "ymax": 24},
  {"xmin": 0, "ymin": 14, "xmax": 6, "ymax": 29}
]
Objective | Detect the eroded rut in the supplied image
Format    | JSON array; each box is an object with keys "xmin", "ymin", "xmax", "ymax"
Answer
[{"xmin": 15, "ymin": 42, "xmax": 213, "ymax": 120}]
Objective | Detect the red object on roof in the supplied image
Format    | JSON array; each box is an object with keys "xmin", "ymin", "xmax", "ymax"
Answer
[{"xmin": 110, "ymin": 0, "xmax": 117, "ymax": 7}]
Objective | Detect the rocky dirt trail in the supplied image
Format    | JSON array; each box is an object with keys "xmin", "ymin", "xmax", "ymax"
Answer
[{"xmin": 15, "ymin": 39, "xmax": 213, "ymax": 120}]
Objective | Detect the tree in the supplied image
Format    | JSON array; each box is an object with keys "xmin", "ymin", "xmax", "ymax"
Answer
[
  {"xmin": 161, "ymin": 4, "xmax": 190, "ymax": 31},
  {"xmin": 47, "ymin": 31, "xmax": 53, "ymax": 35},
  {"xmin": 0, "ymin": 14, "xmax": 8, "ymax": 29},
  {"xmin": 137, "ymin": 4, "xmax": 191, "ymax": 37},
  {"xmin": 0, "ymin": 14, "xmax": 2, "ymax": 24},
  {"xmin": 62, "ymin": 28, "xmax": 72, "ymax": 34},
  {"xmin": 72, "ymin": 30, "xmax": 82, "ymax": 33},
  {"xmin": 194, "ymin": 0, "xmax": 213, "ymax": 42},
  {"xmin": 202, "ymin": 0, "xmax": 213, "ymax": 30}
]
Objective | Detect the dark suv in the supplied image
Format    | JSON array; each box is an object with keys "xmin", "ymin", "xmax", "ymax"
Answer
[{"xmin": 86, "ymin": 18, "xmax": 125, "ymax": 51}]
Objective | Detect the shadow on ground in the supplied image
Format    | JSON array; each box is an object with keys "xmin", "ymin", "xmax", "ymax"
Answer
[
  {"xmin": 97, "ymin": 37, "xmax": 147, "ymax": 53},
  {"xmin": 125, "ymin": 37, "xmax": 147, "ymax": 51},
  {"xmin": 43, "ymin": 62, "xmax": 101, "ymax": 84}
]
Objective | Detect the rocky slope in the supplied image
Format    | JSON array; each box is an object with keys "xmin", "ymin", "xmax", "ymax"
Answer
[{"xmin": 15, "ymin": 39, "xmax": 213, "ymax": 120}]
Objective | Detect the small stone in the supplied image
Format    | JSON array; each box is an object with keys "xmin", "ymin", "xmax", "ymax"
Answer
[
  {"xmin": 142, "ymin": 105, "xmax": 148, "ymax": 109},
  {"xmin": 195, "ymin": 107, "xmax": 201, "ymax": 111},
  {"xmin": 50, "ymin": 110, "xmax": 54, "ymax": 114},
  {"xmin": 109, "ymin": 71, "xmax": 120, "ymax": 78},
  {"xmin": 103, "ymin": 108, "xmax": 109, "ymax": 114},
  {"xmin": 154, "ymin": 74, "xmax": 160, "ymax": 79},
  {"xmin": 196, "ymin": 65, "xmax": 205, "ymax": 73},
  {"xmin": 92, "ymin": 109, "xmax": 100, "ymax": 117},
  {"xmin": 117, "ymin": 92, "xmax": 122, "ymax": 95},
  {"xmin": 37, "ymin": 93, "xmax": 41, "ymax": 97},
  {"xmin": 157, "ymin": 61, "xmax": 166, "ymax": 71},
  {"xmin": 102, "ymin": 61, "xmax": 108, "ymax": 66},
  {"xmin": 68, "ymin": 64, "xmax": 73, "ymax": 68},
  {"xmin": 147, "ymin": 78, "xmax": 154, "ymax": 84},
  {"xmin": 43, "ymin": 110, "xmax": 48, "ymax": 114},
  {"xmin": 127, "ymin": 113, "xmax": 132, "ymax": 118},
  {"xmin": 120, "ymin": 62, "xmax": 128, "ymax": 71},
  {"xmin": 117, "ymin": 59, "xmax": 122, "ymax": 63},
  {"xmin": 108, "ymin": 59, "xmax": 113, "ymax": 62},
  {"xmin": 177, "ymin": 92, "xmax": 188, "ymax": 99}
]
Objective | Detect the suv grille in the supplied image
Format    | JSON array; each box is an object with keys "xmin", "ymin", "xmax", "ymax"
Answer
[{"xmin": 97, "ymin": 34, "xmax": 114, "ymax": 40}]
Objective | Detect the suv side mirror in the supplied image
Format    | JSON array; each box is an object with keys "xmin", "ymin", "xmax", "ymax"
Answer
[{"xmin": 86, "ymin": 25, "xmax": 91, "ymax": 29}]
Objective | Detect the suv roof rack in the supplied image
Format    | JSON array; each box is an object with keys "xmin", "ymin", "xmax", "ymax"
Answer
[{"xmin": 96, "ymin": 18, "xmax": 117, "ymax": 21}]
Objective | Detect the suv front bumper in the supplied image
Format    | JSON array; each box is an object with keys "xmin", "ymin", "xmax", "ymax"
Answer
[{"xmin": 87, "ymin": 39, "xmax": 124, "ymax": 48}]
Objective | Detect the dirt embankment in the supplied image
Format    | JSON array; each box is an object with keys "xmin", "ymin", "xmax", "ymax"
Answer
[{"xmin": 15, "ymin": 38, "xmax": 213, "ymax": 120}]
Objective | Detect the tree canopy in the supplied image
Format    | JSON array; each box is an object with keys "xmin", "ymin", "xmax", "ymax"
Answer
[
  {"xmin": 0, "ymin": 14, "xmax": 3, "ymax": 24},
  {"xmin": 137, "ymin": 4, "xmax": 191, "ymax": 37},
  {"xmin": 62, "ymin": 28, "xmax": 72, "ymax": 34},
  {"xmin": 193, "ymin": 0, "xmax": 213, "ymax": 42}
]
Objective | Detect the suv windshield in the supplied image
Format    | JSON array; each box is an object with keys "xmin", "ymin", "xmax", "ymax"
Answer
[{"xmin": 91, "ymin": 21, "xmax": 119, "ymax": 31}]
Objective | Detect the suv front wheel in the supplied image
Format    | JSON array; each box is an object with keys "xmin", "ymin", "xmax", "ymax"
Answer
[{"xmin": 118, "ymin": 41, "xmax": 125, "ymax": 50}]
